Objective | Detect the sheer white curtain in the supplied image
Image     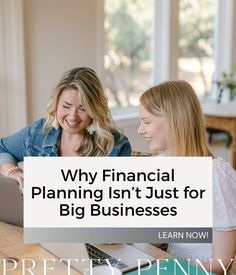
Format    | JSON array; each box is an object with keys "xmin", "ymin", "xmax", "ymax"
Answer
[{"xmin": 0, "ymin": 0, "xmax": 27, "ymax": 136}]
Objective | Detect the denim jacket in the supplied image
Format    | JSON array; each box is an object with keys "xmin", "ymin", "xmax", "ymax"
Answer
[{"xmin": 0, "ymin": 118, "xmax": 131, "ymax": 166}]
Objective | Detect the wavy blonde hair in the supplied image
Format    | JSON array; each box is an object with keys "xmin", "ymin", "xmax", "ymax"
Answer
[
  {"xmin": 44, "ymin": 67, "xmax": 119, "ymax": 156},
  {"xmin": 140, "ymin": 80, "xmax": 213, "ymax": 157}
]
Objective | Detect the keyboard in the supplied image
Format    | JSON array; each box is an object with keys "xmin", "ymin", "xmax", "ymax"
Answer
[{"xmin": 86, "ymin": 244, "xmax": 128, "ymax": 269}]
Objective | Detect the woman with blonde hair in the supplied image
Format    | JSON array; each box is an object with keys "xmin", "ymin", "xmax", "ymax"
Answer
[
  {"xmin": 0, "ymin": 67, "xmax": 131, "ymax": 187},
  {"xmin": 138, "ymin": 80, "xmax": 236, "ymax": 274}
]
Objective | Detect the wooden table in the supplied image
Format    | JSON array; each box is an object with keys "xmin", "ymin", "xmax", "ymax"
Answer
[
  {"xmin": 0, "ymin": 222, "xmax": 170, "ymax": 275},
  {"xmin": 201, "ymin": 102, "xmax": 236, "ymax": 170}
]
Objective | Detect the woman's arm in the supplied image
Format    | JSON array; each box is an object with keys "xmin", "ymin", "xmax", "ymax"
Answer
[
  {"xmin": 0, "ymin": 120, "xmax": 41, "ymax": 187},
  {"xmin": 0, "ymin": 129, "xmax": 26, "ymax": 188},
  {"xmin": 203, "ymin": 230, "xmax": 236, "ymax": 275},
  {"xmin": 0, "ymin": 128, "xmax": 28, "ymax": 187},
  {"xmin": 0, "ymin": 162, "xmax": 24, "ymax": 188},
  {"xmin": 0, "ymin": 126, "xmax": 29, "ymax": 165},
  {"xmin": 0, "ymin": 119, "xmax": 44, "ymax": 166}
]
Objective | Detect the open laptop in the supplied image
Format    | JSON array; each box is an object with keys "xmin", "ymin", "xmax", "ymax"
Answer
[
  {"xmin": 0, "ymin": 175, "xmax": 23, "ymax": 226},
  {"xmin": 41, "ymin": 242, "xmax": 155, "ymax": 274},
  {"xmin": 0, "ymin": 175, "xmax": 154, "ymax": 273}
]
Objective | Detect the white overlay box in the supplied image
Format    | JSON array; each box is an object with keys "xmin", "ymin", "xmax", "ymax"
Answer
[{"xmin": 24, "ymin": 157, "xmax": 212, "ymax": 229}]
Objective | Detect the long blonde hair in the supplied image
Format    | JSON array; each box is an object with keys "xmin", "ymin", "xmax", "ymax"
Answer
[
  {"xmin": 140, "ymin": 80, "xmax": 213, "ymax": 156},
  {"xmin": 44, "ymin": 67, "xmax": 118, "ymax": 156}
]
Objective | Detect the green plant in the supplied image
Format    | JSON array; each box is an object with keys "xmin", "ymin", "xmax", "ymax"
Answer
[{"xmin": 220, "ymin": 64, "xmax": 236, "ymax": 96}]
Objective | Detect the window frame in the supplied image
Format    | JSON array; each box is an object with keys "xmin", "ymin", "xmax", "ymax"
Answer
[{"xmin": 100, "ymin": 0, "xmax": 236, "ymax": 119}]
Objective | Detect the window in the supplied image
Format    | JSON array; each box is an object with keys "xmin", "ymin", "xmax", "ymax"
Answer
[
  {"xmin": 178, "ymin": 0, "xmax": 216, "ymax": 98},
  {"xmin": 104, "ymin": 0, "xmax": 154, "ymax": 113}
]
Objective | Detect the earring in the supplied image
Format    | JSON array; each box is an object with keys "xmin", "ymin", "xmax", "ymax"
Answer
[
  {"xmin": 52, "ymin": 115, "xmax": 59, "ymax": 129},
  {"xmin": 86, "ymin": 121, "xmax": 96, "ymax": 134}
]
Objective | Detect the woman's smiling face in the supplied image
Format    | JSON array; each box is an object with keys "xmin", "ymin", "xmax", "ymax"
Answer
[
  {"xmin": 56, "ymin": 88, "xmax": 91, "ymax": 135},
  {"xmin": 138, "ymin": 104, "xmax": 170, "ymax": 154}
]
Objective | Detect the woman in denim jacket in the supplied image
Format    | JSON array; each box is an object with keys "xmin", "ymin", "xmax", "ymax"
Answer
[{"xmin": 0, "ymin": 67, "xmax": 131, "ymax": 187}]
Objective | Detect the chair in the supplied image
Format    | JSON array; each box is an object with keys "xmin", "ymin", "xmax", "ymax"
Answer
[{"xmin": 206, "ymin": 127, "xmax": 232, "ymax": 148}]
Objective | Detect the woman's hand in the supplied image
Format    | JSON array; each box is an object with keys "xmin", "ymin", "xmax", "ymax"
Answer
[
  {"xmin": 0, "ymin": 163, "xmax": 24, "ymax": 191},
  {"xmin": 8, "ymin": 170, "xmax": 24, "ymax": 191}
]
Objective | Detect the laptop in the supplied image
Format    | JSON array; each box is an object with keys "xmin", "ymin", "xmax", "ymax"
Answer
[
  {"xmin": 0, "ymin": 175, "xmax": 154, "ymax": 273},
  {"xmin": 0, "ymin": 175, "xmax": 23, "ymax": 226},
  {"xmin": 41, "ymin": 242, "xmax": 155, "ymax": 274}
]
